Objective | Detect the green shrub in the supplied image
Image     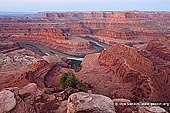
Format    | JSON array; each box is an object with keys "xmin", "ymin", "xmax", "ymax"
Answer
[
  {"xmin": 60, "ymin": 72, "xmax": 88, "ymax": 92},
  {"xmin": 77, "ymin": 80, "xmax": 88, "ymax": 92}
]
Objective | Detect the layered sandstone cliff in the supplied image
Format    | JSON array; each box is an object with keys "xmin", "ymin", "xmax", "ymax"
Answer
[
  {"xmin": 36, "ymin": 28, "xmax": 67, "ymax": 40},
  {"xmin": 1, "ymin": 11, "xmax": 170, "ymax": 42},
  {"xmin": 44, "ymin": 11, "xmax": 170, "ymax": 20},
  {"xmin": 77, "ymin": 43, "xmax": 170, "ymax": 103},
  {"xmin": 95, "ymin": 28, "xmax": 138, "ymax": 39}
]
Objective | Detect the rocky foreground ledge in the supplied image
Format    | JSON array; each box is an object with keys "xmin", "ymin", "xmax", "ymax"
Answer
[{"xmin": 0, "ymin": 83, "xmax": 168, "ymax": 113}]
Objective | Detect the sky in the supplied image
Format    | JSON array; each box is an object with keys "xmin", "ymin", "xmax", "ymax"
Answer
[{"xmin": 0, "ymin": 0, "xmax": 170, "ymax": 12}]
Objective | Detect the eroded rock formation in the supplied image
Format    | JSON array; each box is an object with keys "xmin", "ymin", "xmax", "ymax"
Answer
[
  {"xmin": 0, "ymin": 42, "xmax": 41, "ymax": 89},
  {"xmin": 77, "ymin": 43, "xmax": 170, "ymax": 104},
  {"xmin": 146, "ymin": 38, "xmax": 170, "ymax": 62}
]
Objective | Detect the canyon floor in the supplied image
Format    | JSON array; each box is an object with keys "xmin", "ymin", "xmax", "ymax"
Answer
[{"xmin": 0, "ymin": 11, "xmax": 170, "ymax": 113}]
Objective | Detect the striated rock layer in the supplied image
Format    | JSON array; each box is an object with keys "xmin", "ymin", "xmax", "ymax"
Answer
[
  {"xmin": 146, "ymin": 38, "xmax": 170, "ymax": 62},
  {"xmin": 1, "ymin": 11, "xmax": 170, "ymax": 57},
  {"xmin": 77, "ymin": 43, "xmax": 170, "ymax": 103},
  {"xmin": 1, "ymin": 11, "xmax": 170, "ymax": 42}
]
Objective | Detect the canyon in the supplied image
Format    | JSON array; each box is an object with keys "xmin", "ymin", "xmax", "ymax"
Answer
[{"xmin": 0, "ymin": 11, "xmax": 170, "ymax": 113}]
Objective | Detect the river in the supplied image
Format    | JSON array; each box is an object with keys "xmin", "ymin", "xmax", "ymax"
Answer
[{"xmin": 18, "ymin": 36, "xmax": 109, "ymax": 62}]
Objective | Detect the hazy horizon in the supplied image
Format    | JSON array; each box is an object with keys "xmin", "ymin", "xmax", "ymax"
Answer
[{"xmin": 0, "ymin": 0, "xmax": 170, "ymax": 12}]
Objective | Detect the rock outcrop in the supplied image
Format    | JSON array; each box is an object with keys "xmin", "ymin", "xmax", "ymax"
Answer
[
  {"xmin": 9, "ymin": 83, "xmax": 42, "ymax": 113},
  {"xmin": 138, "ymin": 106, "xmax": 168, "ymax": 113},
  {"xmin": 96, "ymin": 28, "xmax": 137, "ymax": 39},
  {"xmin": 26, "ymin": 60, "xmax": 55, "ymax": 88},
  {"xmin": 77, "ymin": 43, "xmax": 170, "ymax": 103},
  {"xmin": 0, "ymin": 41, "xmax": 21, "ymax": 54},
  {"xmin": 67, "ymin": 92, "xmax": 116, "ymax": 113},
  {"xmin": 0, "ymin": 84, "xmax": 168, "ymax": 113},
  {"xmin": 26, "ymin": 60, "xmax": 65, "ymax": 89},
  {"xmin": 0, "ymin": 83, "xmax": 66, "ymax": 113},
  {"xmin": 37, "ymin": 28, "xmax": 68, "ymax": 40},
  {"xmin": 0, "ymin": 90, "xmax": 16, "ymax": 113},
  {"xmin": 0, "ymin": 42, "xmax": 76, "ymax": 92},
  {"xmin": 0, "ymin": 42, "xmax": 41, "ymax": 89},
  {"xmin": 146, "ymin": 38, "xmax": 170, "ymax": 62},
  {"xmin": 142, "ymin": 38, "xmax": 170, "ymax": 112}
]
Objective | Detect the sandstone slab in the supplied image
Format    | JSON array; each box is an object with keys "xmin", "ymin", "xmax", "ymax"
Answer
[
  {"xmin": 138, "ymin": 106, "xmax": 168, "ymax": 113},
  {"xmin": 67, "ymin": 92, "xmax": 116, "ymax": 113},
  {"xmin": 0, "ymin": 90, "xmax": 16, "ymax": 113}
]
